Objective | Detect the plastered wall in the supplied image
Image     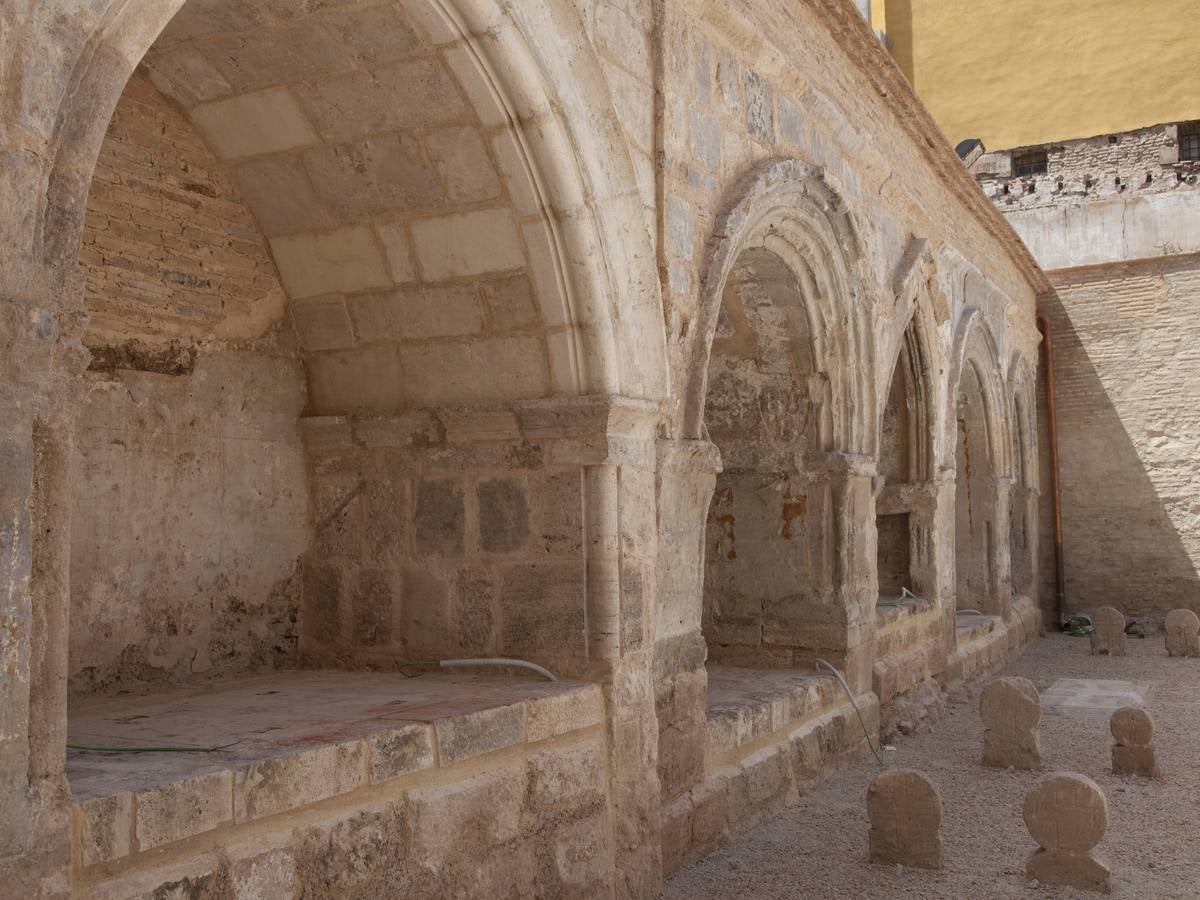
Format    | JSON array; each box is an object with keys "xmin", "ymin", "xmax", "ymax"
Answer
[{"xmin": 877, "ymin": 0, "xmax": 1200, "ymax": 149}]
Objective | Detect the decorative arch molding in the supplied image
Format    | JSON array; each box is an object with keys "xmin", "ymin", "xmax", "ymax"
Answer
[
  {"xmin": 35, "ymin": 0, "xmax": 666, "ymax": 401},
  {"xmin": 876, "ymin": 284, "xmax": 939, "ymax": 483},
  {"xmin": 1006, "ymin": 351, "xmax": 1040, "ymax": 490},
  {"xmin": 682, "ymin": 158, "xmax": 871, "ymax": 450},
  {"xmin": 946, "ymin": 308, "xmax": 1012, "ymax": 479}
]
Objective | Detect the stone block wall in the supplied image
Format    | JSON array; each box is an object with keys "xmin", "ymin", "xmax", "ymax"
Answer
[
  {"xmin": 975, "ymin": 121, "xmax": 1200, "ymax": 267},
  {"xmin": 76, "ymin": 686, "xmax": 614, "ymax": 899},
  {"xmin": 299, "ymin": 398, "xmax": 659, "ymax": 676}
]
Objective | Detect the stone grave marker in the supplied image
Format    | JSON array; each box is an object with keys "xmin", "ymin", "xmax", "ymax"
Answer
[
  {"xmin": 1110, "ymin": 705, "xmax": 1160, "ymax": 778},
  {"xmin": 1164, "ymin": 609, "xmax": 1200, "ymax": 658},
  {"xmin": 1090, "ymin": 607, "xmax": 1127, "ymax": 656},
  {"xmin": 867, "ymin": 768, "xmax": 942, "ymax": 869},
  {"xmin": 1023, "ymin": 772, "xmax": 1111, "ymax": 893},
  {"xmin": 980, "ymin": 676, "xmax": 1042, "ymax": 769}
]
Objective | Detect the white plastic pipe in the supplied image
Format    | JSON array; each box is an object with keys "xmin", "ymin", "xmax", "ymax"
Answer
[{"xmin": 439, "ymin": 657, "xmax": 558, "ymax": 682}]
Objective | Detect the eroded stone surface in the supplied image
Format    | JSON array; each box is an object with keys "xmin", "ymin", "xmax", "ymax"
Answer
[
  {"xmin": 1164, "ymin": 609, "xmax": 1200, "ymax": 658},
  {"xmin": 1090, "ymin": 607, "xmax": 1128, "ymax": 657},
  {"xmin": 980, "ymin": 676, "xmax": 1042, "ymax": 770},
  {"xmin": 1110, "ymin": 705, "xmax": 1160, "ymax": 778},
  {"xmin": 1023, "ymin": 772, "xmax": 1111, "ymax": 893},
  {"xmin": 867, "ymin": 769, "xmax": 943, "ymax": 870}
]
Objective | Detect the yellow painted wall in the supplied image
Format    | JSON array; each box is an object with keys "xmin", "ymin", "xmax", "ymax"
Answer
[{"xmin": 875, "ymin": 0, "xmax": 1200, "ymax": 150}]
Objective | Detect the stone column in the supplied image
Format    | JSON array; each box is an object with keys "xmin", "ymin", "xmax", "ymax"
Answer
[
  {"xmin": 653, "ymin": 439, "xmax": 720, "ymax": 802},
  {"xmin": 931, "ymin": 472, "xmax": 959, "ymax": 669},
  {"xmin": 828, "ymin": 459, "xmax": 878, "ymax": 694},
  {"xmin": 515, "ymin": 397, "xmax": 666, "ymax": 899},
  {"xmin": 993, "ymin": 476, "xmax": 1014, "ymax": 620},
  {"xmin": 0, "ymin": 265, "xmax": 87, "ymax": 898}
]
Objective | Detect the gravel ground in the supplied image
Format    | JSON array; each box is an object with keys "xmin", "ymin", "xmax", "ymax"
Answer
[{"xmin": 666, "ymin": 633, "xmax": 1200, "ymax": 899}]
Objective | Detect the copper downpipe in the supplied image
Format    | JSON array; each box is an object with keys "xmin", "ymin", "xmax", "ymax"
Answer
[{"xmin": 1036, "ymin": 313, "xmax": 1066, "ymax": 625}]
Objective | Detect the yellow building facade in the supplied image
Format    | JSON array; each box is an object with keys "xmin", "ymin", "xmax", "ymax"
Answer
[{"xmin": 873, "ymin": 0, "xmax": 1200, "ymax": 150}]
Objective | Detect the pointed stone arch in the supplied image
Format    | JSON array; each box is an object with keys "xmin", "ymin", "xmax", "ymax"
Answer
[{"xmin": 682, "ymin": 158, "xmax": 870, "ymax": 453}]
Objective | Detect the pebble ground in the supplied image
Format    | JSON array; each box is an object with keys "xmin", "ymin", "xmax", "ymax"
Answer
[{"xmin": 666, "ymin": 632, "xmax": 1200, "ymax": 899}]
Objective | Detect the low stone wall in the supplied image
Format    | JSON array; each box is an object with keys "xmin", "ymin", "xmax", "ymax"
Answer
[
  {"xmin": 74, "ymin": 684, "xmax": 611, "ymax": 899},
  {"xmin": 872, "ymin": 599, "xmax": 944, "ymax": 705},
  {"xmin": 661, "ymin": 673, "xmax": 879, "ymax": 876}
]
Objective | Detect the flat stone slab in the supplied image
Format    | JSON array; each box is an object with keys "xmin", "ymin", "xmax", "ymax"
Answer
[
  {"xmin": 705, "ymin": 665, "xmax": 841, "ymax": 763},
  {"xmin": 1039, "ymin": 678, "xmax": 1146, "ymax": 720},
  {"xmin": 67, "ymin": 669, "xmax": 602, "ymax": 864}
]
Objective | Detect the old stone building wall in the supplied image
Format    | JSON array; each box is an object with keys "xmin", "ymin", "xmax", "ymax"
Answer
[
  {"xmin": 976, "ymin": 124, "xmax": 1200, "ymax": 623},
  {"xmin": 71, "ymin": 74, "xmax": 309, "ymax": 695},
  {"xmin": 2, "ymin": 0, "xmax": 1047, "ymax": 897}
]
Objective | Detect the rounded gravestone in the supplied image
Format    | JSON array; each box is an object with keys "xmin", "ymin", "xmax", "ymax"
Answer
[
  {"xmin": 1090, "ymin": 606, "xmax": 1127, "ymax": 657},
  {"xmin": 980, "ymin": 676, "xmax": 1042, "ymax": 769},
  {"xmin": 1110, "ymin": 705, "xmax": 1160, "ymax": 778},
  {"xmin": 1110, "ymin": 706, "xmax": 1153, "ymax": 746},
  {"xmin": 1023, "ymin": 772, "xmax": 1111, "ymax": 892},
  {"xmin": 1164, "ymin": 609, "xmax": 1200, "ymax": 658},
  {"xmin": 867, "ymin": 769, "xmax": 943, "ymax": 870}
]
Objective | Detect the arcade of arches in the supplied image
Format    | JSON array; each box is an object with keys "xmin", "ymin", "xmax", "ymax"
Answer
[{"xmin": 2, "ymin": 0, "xmax": 1048, "ymax": 896}]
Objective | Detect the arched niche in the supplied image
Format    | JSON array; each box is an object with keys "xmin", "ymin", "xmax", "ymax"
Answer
[
  {"xmin": 689, "ymin": 160, "xmax": 871, "ymax": 671},
  {"xmin": 55, "ymin": 0, "xmax": 667, "ymax": 699},
  {"xmin": 1007, "ymin": 357, "xmax": 1039, "ymax": 600},
  {"xmin": 875, "ymin": 312, "xmax": 935, "ymax": 604},
  {"xmin": 949, "ymin": 312, "xmax": 1009, "ymax": 617}
]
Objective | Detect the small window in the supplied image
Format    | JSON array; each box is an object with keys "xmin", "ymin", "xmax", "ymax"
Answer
[
  {"xmin": 1012, "ymin": 149, "xmax": 1048, "ymax": 177},
  {"xmin": 1180, "ymin": 121, "xmax": 1200, "ymax": 162}
]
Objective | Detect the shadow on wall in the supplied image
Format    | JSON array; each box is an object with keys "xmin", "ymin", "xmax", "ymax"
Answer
[{"xmin": 1036, "ymin": 290, "xmax": 1200, "ymax": 622}]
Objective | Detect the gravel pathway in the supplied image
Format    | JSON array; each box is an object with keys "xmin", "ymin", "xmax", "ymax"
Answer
[{"xmin": 666, "ymin": 632, "xmax": 1200, "ymax": 899}]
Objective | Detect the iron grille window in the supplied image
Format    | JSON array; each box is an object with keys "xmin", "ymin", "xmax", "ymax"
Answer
[
  {"xmin": 1012, "ymin": 148, "xmax": 1048, "ymax": 177},
  {"xmin": 1180, "ymin": 121, "xmax": 1200, "ymax": 162}
]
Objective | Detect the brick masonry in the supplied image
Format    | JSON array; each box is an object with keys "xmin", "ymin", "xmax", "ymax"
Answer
[{"xmin": 1036, "ymin": 255, "xmax": 1200, "ymax": 619}]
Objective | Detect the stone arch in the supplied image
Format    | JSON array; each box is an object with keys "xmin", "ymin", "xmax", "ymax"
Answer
[
  {"xmin": 47, "ymin": 0, "xmax": 671, "ymax": 698},
  {"xmin": 1007, "ymin": 353, "xmax": 1039, "ymax": 599},
  {"xmin": 691, "ymin": 159, "xmax": 873, "ymax": 673},
  {"xmin": 875, "ymin": 289, "xmax": 939, "ymax": 602},
  {"xmin": 948, "ymin": 310, "xmax": 1009, "ymax": 615},
  {"xmin": 683, "ymin": 158, "xmax": 870, "ymax": 451},
  {"xmin": 37, "ymin": 0, "xmax": 666, "ymax": 403}
]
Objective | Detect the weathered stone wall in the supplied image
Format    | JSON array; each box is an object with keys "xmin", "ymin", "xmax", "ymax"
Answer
[
  {"xmin": 79, "ymin": 74, "xmax": 286, "ymax": 347},
  {"xmin": 298, "ymin": 399, "xmax": 659, "ymax": 677},
  {"xmin": 1036, "ymin": 256, "xmax": 1200, "ymax": 619},
  {"xmin": 70, "ymin": 75, "xmax": 309, "ymax": 695},
  {"xmin": 975, "ymin": 123, "xmax": 1200, "ymax": 267},
  {"xmin": 76, "ymin": 687, "xmax": 614, "ymax": 899}
]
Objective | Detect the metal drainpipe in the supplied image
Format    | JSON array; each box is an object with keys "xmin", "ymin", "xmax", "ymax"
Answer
[{"xmin": 1036, "ymin": 313, "xmax": 1066, "ymax": 626}]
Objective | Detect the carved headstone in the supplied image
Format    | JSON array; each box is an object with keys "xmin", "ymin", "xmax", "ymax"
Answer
[
  {"xmin": 867, "ymin": 769, "xmax": 943, "ymax": 869},
  {"xmin": 1164, "ymin": 609, "xmax": 1200, "ymax": 658},
  {"xmin": 1090, "ymin": 606, "xmax": 1127, "ymax": 656},
  {"xmin": 1023, "ymin": 772, "xmax": 1111, "ymax": 893},
  {"xmin": 1110, "ymin": 705, "xmax": 1160, "ymax": 778},
  {"xmin": 980, "ymin": 676, "xmax": 1042, "ymax": 769}
]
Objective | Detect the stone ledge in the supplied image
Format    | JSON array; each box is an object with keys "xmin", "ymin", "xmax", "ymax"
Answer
[
  {"xmin": 664, "ymin": 693, "xmax": 879, "ymax": 876},
  {"xmin": 69, "ymin": 671, "xmax": 603, "ymax": 868},
  {"xmin": 704, "ymin": 665, "xmax": 842, "ymax": 768}
]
